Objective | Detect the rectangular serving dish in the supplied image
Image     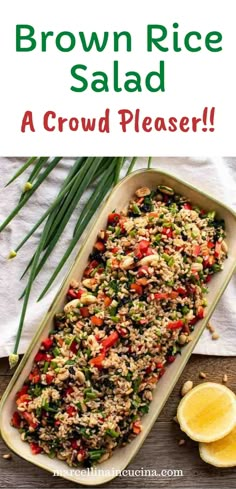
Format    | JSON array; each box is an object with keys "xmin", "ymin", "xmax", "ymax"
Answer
[{"xmin": 1, "ymin": 169, "xmax": 236, "ymax": 486}]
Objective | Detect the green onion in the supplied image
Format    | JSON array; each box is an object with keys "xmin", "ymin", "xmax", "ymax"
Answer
[
  {"xmin": 114, "ymin": 156, "xmax": 125, "ymax": 185},
  {"xmin": 38, "ymin": 161, "xmax": 117, "ymax": 300},
  {"xmin": 132, "ymin": 203, "xmax": 141, "ymax": 215},
  {"xmin": 126, "ymin": 156, "xmax": 137, "ymax": 175},
  {"xmin": 88, "ymin": 449, "xmax": 105, "ymax": 461},
  {"xmin": 139, "ymin": 404, "xmax": 149, "ymax": 414},
  {"xmin": 105, "ymin": 429, "xmax": 120, "ymax": 438},
  {"xmin": 53, "ymin": 347, "xmax": 60, "ymax": 357},
  {"xmin": 0, "ymin": 157, "xmax": 62, "ymax": 232},
  {"xmin": 43, "ymin": 361, "xmax": 49, "ymax": 373},
  {"xmin": 5, "ymin": 157, "xmax": 37, "ymax": 187}
]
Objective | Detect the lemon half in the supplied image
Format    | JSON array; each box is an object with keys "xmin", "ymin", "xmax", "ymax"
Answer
[
  {"xmin": 177, "ymin": 382, "xmax": 236, "ymax": 443},
  {"xmin": 200, "ymin": 425, "xmax": 236, "ymax": 467}
]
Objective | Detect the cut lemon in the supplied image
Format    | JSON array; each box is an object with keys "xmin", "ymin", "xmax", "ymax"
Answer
[
  {"xmin": 199, "ymin": 425, "xmax": 236, "ymax": 467},
  {"xmin": 177, "ymin": 382, "xmax": 236, "ymax": 443}
]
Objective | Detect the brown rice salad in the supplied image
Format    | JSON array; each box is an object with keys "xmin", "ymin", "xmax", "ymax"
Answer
[{"xmin": 12, "ymin": 185, "xmax": 228, "ymax": 466}]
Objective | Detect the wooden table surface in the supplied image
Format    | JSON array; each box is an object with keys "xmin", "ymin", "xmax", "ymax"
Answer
[{"xmin": 0, "ymin": 354, "xmax": 236, "ymax": 489}]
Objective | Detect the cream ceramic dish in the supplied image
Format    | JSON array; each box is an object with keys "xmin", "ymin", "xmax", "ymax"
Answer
[{"xmin": 1, "ymin": 169, "xmax": 236, "ymax": 486}]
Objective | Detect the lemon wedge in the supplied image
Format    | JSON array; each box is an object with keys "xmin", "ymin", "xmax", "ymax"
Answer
[
  {"xmin": 177, "ymin": 382, "xmax": 236, "ymax": 443},
  {"xmin": 199, "ymin": 425, "xmax": 236, "ymax": 467}
]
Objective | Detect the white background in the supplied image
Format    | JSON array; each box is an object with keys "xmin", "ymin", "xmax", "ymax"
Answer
[{"xmin": 0, "ymin": 0, "xmax": 235, "ymax": 155}]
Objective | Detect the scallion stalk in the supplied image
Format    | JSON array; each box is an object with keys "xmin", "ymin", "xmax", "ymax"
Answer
[{"xmin": 5, "ymin": 157, "xmax": 37, "ymax": 187}]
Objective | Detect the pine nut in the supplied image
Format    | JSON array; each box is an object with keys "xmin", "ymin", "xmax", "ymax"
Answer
[
  {"xmin": 2, "ymin": 453, "xmax": 11, "ymax": 460},
  {"xmin": 135, "ymin": 187, "xmax": 151, "ymax": 198},
  {"xmin": 181, "ymin": 380, "xmax": 193, "ymax": 396}
]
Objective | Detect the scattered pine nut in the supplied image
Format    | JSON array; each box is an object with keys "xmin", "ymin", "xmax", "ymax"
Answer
[
  {"xmin": 173, "ymin": 415, "xmax": 179, "ymax": 424},
  {"xmin": 199, "ymin": 372, "xmax": 207, "ymax": 379},
  {"xmin": 207, "ymin": 323, "xmax": 215, "ymax": 333},
  {"xmin": 2, "ymin": 453, "xmax": 11, "ymax": 460},
  {"xmin": 212, "ymin": 332, "xmax": 220, "ymax": 340},
  {"xmin": 222, "ymin": 374, "xmax": 228, "ymax": 383},
  {"xmin": 178, "ymin": 439, "xmax": 186, "ymax": 446},
  {"xmin": 185, "ymin": 336, "xmax": 192, "ymax": 343},
  {"xmin": 181, "ymin": 380, "xmax": 193, "ymax": 397}
]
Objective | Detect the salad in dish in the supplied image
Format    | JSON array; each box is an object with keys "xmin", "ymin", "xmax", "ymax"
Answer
[{"xmin": 11, "ymin": 184, "xmax": 228, "ymax": 467}]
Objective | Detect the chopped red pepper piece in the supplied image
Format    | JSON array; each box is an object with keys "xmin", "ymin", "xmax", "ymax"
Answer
[
  {"xmin": 137, "ymin": 277, "xmax": 148, "ymax": 286},
  {"xmin": 22, "ymin": 411, "xmax": 38, "ymax": 429},
  {"xmin": 84, "ymin": 260, "xmax": 99, "ymax": 277},
  {"xmin": 162, "ymin": 227, "xmax": 173, "ymax": 238},
  {"xmin": 46, "ymin": 374, "xmax": 54, "ymax": 384},
  {"xmin": 77, "ymin": 289, "xmax": 85, "ymax": 299},
  {"xmin": 104, "ymin": 296, "xmax": 112, "ymax": 307},
  {"xmin": 16, "ymin": 394, "xmax": 31, "ymax": 405},
  {"xmin": 135, "ymin": 240, "xmax": 150, "ymax": 258},
  {"xmin": 133, "ymin": 420, "xmax": 142, "ymax": 434},
  {"xmin": 176, "ymin": 287, "xmax": 187, "ymax": 295},
  {"xmin": 66, "ymin": 405, "xmax": 77, "ymax": 417},
  {"xmin": 91, "ymin": 316, "xmax": 104, "ymax": 326},
  {"xmin": 207, "ymin": 241, "xmax": 215, "ymax": 249},
  {"xmin": 111, "ymin": 246, "xmax": 119, "ymax": 253},
  {"xmin": 16, "ymin": 384, "xmax": 29, "ymax": 398},
  {"xmin": 67, "ymin": 288, "xmax": 78, "ymax": 299},
  {"xmin": 108, "ymin": 213, "xmax": 121, "ymax": 226},
  {"xmin": 89, "ymin": 350, "xmax": 106, "ymax": 369},
  {"xmin": 28, "ymin": 368, "xmax": 41, "ymax": 384},
  {"xmin": 30, "ymin": 442, "xmax": 42, "ymax": 455},
  {"xmin": 183, "ymin": 203, "xmax": 192, "ymax": 210},
  {"xmin": 94, "ymin": 241, "xmax": 105, "ymax": 252},
  {"xmin": 154, "ymin": 292, "xmax": 169, "ymax": 300},
  {"xmin": 197, "ymin": 306, "xmax": 205, "ymax": 319},
  {"xmin": 34, "ymin": 352, "xmax": 46, "ymax": 362},
  {"xmin": 11, "ymin": 411, "xmax": 21, "ymax": 428},
  {"xmin": 101, "ymin": 331, "xmax": 119, "ymax": 350},
  {"xmin": 42, "ymin": 337, "xmax": 53, "ymax": 350},
  {"xmin": 192, "ymin": 244, "xmax": 201, "ymax": 257},
  {"xmin": 130, "ymin": 283, "xmax": 143, "ymax": 295},
  {"xmin": 167, "ymin": 320, "xmax": 184, "ymax": 330},
  {"xmin": 170, "ymin": 291, "xmax": 178, "ymax": 299},
  {"xmin": 80, "ymin": 307, "xmax": 90, "ymax": 318}
]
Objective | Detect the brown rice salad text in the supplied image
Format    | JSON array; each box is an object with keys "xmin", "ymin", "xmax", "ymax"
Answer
[{"xmin": 11, "ymin": 185, "xmax": 228, "ymax": 466}]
